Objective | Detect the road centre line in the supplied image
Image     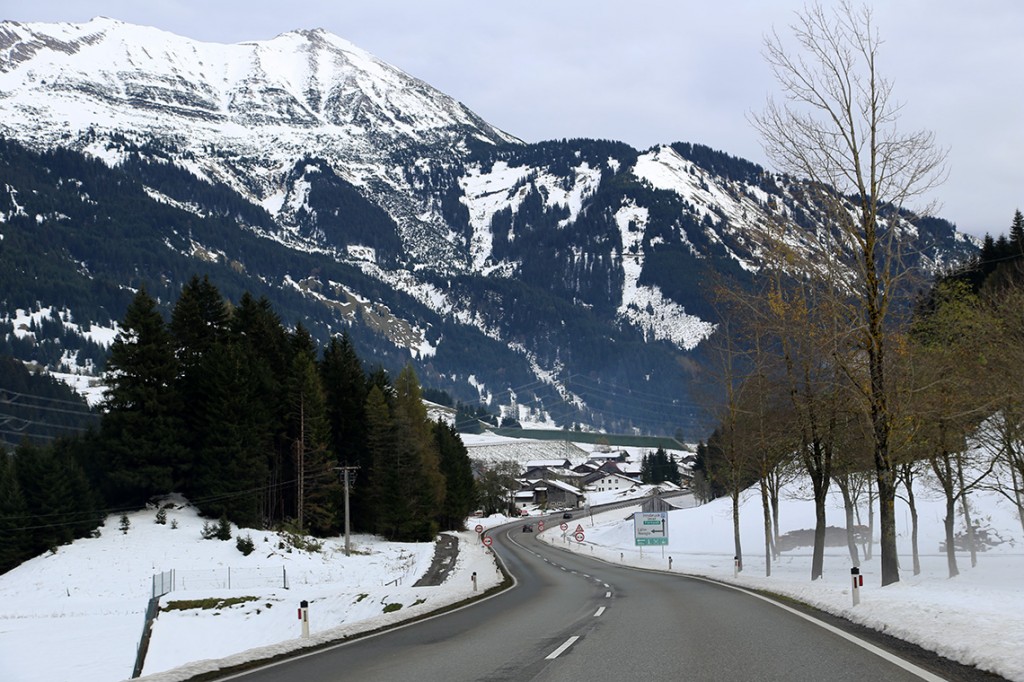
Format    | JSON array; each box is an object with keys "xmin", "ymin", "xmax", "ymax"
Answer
[
  {"xmin": 594, "ymin": 606, "xmax": 606, "ymax": 617},
  {"xmin": 546, "ymin": 636, "xmax": 580, "ymax": 660},
  {"xmin": 605, "ymin": 591, "xmax": 611, "ymax": 598}
]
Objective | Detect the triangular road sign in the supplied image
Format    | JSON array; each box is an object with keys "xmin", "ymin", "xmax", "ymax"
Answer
[{"xmin": 575, "ymin": 524, "xmax": 585, "ymax": 534}]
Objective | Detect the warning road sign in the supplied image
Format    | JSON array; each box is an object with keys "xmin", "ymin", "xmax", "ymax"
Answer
[{"xmin": 574, "ymin": 524, "xmax": 585, "ymax": 534}]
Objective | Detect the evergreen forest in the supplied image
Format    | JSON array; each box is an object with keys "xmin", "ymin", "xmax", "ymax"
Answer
[{"xmin": 0, "ymin": 276, "xmax": 477, "ymax": 574}]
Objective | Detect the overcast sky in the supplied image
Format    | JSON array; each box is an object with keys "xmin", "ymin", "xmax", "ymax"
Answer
[{"xmin": 7, "ymin": 1, "xmax": 1022, "ymax": 239}]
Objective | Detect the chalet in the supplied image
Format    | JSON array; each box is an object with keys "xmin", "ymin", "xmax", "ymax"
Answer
[
  {"xmin": 585, "ymin": 471, "xmax": 642, "ymax": 493},
  {"xmin": 572, "ymin": 461, "xmax": 600, "ymax": 475},
  {"xmin": 589, "ymin": 451, "xmax": 629, "ymax": 464},
  {"xmin": 519, "ymin": 478, "xmax": 584, "ymax": 509}
]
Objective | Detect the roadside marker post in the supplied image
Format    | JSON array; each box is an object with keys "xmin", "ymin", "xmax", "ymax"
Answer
[
  {"xmin": 851, "ymin": 566, "xmax": 862, "ymax": 606},
  {"xmin": 298, "ymin": 600, "xmax": 309, "ymax": 638},
  {"xmin": 472, "ymin": 571, "xmax": 477, "ymax": 592}
]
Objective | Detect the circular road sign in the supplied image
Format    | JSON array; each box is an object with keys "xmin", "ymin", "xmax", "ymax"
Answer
[
  {"xmin": 474, "ymin": 524, "xmax": 483, "ymax": 534},
  {"xmin": 482, "ymin": 536, "xmax": 493, "ymax": 547},
  {"xmin": 560, "ymin": 522, "xmax": 568, "ymax": 531},
  {"xmin": 538, "ymin": 521, "xmax": 545, "ymax": 531},
  {"xmin": 574, "ymin": 531, "xmax": 585, "ymax": 542}
]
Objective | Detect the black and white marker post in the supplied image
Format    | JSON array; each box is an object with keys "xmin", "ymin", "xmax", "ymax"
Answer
[
  {"xmin": 298, "ymin": 599, "xmax": 310, "ymax": 637},
  {"xmin": 851, "ymin": 567, "xmax": 862, "ymax": 606}
]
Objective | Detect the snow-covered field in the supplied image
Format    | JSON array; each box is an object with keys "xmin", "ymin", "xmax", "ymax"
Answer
[
  {"xmin": 0, "ymin": 500, "xmax": 507, "ymax": 682},
  {"xmin": 1, "ymin": 434, "xmax": 1022, "ymax": 682}
]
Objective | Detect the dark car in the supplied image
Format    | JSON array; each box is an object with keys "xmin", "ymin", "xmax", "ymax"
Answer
[
  {"xmin": 562, "ymin": 511, "xmax": 573, "ymax": 519},
  {"xmin": 522, "ymin": 524, "xmax": 533, "ymax": 532}
]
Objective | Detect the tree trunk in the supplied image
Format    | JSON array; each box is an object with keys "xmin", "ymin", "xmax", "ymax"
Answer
[
  {"xmin": 905, "ymin": 478, "xmax": 921, "ymax": 576},
  {"xmin": 836, "ymin": 476, "xmax": 861, "ymax": 567},
  {"xmin": 865, "ymin": 476, "xmax": 875, "ymax": 560},
  {"xmin": 955, "ymin": 453, "xmax": 977, "ymax": 568},
  {"xmin": 1011, "ymin": 461, "xmax": 1024, "ymax": 539},
  {"xmin": 732, "ymin": 488, "xmax": 743, "ymax": 573},
  {"xmin": 771, "ymin": 486, "xmax": 781, "ymax": 555},
  {"xmin": 876, "ymin": 469, "xmax": 899, "ymax": 586},
  {"xmin": 760, "ymin": 477, "xmax": 772, "ymax": 577},
  {"xmin": 943, "ymin": 493, "xmax": 960, "ymax": 578},
  {"xmin": 811, "ymin": 475, "xmax": 827, "ymax": 581}
]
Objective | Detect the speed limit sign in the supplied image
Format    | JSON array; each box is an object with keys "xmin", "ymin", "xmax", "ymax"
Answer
[
  {"xmin": 574, "ymin": 531, "xmax": 585, "ymax": 542},
  {"xmin": 538, "ymin": 521, "xmax": 545, "ymax": 531},
  {"xmin": 559, "ymin": 522, "xmax": 568, "ymax": 531},
  {"xmin": 482, "ymin": 536, "xmax": 493, "ymax": 547},
  {"xmin": 475, "ymin": 524, "xmax": 483, "ymax": 534}
]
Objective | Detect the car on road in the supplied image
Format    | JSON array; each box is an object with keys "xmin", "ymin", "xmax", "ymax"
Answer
[
  {"xmin": 562, "ymin": 511, "xmax": 573, "ymax": 519},
  {"xmin": 522, "ymin": 524, "xmax": 533, "ymax": 532}
]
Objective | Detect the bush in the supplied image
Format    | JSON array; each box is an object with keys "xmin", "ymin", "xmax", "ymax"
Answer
[
  {"xmin": 119, "ymin": 514, "xmax": 130, "ymax": 535},
  {"xmin": 236, "ymin": 534, "xmax": 255, "ymax": 556},
  {"xmin": 155, "ymin": 508, "xmax": 167, "ymax": 525}
]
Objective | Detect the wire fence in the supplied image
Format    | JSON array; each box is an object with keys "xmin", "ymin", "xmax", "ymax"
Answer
[{"xmin": 151, "ymin": 566, "xmax": 290, "ymax": 598}]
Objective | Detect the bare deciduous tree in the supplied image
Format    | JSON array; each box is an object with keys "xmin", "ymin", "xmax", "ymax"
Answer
[{"xmin": 753, "ymin": 1, "xmax": 947, "ymax": 586}]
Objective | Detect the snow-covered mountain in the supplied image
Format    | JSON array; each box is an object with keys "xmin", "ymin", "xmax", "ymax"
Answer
[{"xmin": 0, "ymin": 19, "xmax": 977, "ymax": 436}]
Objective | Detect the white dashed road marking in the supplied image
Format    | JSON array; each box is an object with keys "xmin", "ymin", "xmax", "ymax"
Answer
[{"xmin": 546, "ymin": 636, "xmax": 580, "ymax": 660}]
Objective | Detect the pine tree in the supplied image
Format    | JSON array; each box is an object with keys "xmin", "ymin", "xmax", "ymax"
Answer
[
  {"xmin": 100, "ymin": 288, "xmax": 184, "ymax": 507},
  {"xmin": 1010, "ymin": 210, "xmax": 1024, "ymax": 255},
  {"xmin": 190, "ymin": 340, "xmax": 271, "ymax": 528},
  {"xmin": 230, "ymin": 293, "xmax": 290, "ymax": 525},
  {"xmin": 433, "ymin": 419, "xmax": 475, "ymax": 531},
  {"xmin": 169, "ymin": 275, "xmax": 230, "ymax": 492},
  {"xmin": 320, "ymin": 333, "xmax": 371, "ymax": 530},
  {"xmin": 365, "ymin": 384, "xmax": 397, "ymax": 537},
  {"xmin": 287, "ymin": 328, "xmax": 338, "ymax": 536},
  {"xmin": 640, "ymin": 453, "xmax": 653, "ymax": 484},
  {"xmin": 0, "ymin": 448, "xmax": 30, "ymax": 572},
  {"xmin": 391, "ymin": 365, "xmax": 445, "ymax": 540}
]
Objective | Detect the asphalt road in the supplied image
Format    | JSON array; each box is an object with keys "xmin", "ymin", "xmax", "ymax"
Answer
[{"xmin": 220, "ymin": 520, "xmax": 997, "ymax": 682}]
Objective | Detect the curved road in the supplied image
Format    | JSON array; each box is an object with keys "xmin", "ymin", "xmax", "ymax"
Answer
[{"xmin": 220, "ymin": 519, "xmax": 994, "ymax": 682}]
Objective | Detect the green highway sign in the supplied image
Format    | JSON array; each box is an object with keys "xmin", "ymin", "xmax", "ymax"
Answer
[{"xmin": 634, "ymin": 511, "xmax": 668, "ymax": 547}]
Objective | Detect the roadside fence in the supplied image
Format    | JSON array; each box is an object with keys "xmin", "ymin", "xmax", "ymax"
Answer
[{"xmin": 151, "ymin": 566, "xmax": 290, "ymax": 598}]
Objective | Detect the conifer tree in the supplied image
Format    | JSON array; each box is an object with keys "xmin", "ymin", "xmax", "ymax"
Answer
[
  {"xmin": 0, "ymin": 447, "xmax": 30, "ymax": 573},
  {"xmin": 365, "ymin": 384, "xmax": 397, "ymax": 537},
  {"xmin": 1010, "ymin": 210, "xmax": 1024, "ymax": 255},
  {"xmin": 169, "ymin": 275, "xmax": 230, "ymax": 492},
  {"xmin": 14, "ymin": 441, "xmax": 96, "ymax": 554},
  {"xmin": 433, "ymin": 419, "xmax": 475, "ymax": 531},
  {"xmin": 100, "ymin": 287, "xmax": 184, "ymax": 506},
  {"xmin": 320, "ymin": 333, "xmax": 371, "ymax": 529},
  {"xmin": 392, "ymin": 365, "xmax": 445, "ymax": 540},
  {"xmin": 230, "ymin": 293, "xmax": 290, "ymax": 524},
  {"xmin": 287, "ymin": 326, "xmax": 338, "ymax": 535},
  {"xmin": 190, "ymin": 340, "xmax": 271, "ymax": 528}
]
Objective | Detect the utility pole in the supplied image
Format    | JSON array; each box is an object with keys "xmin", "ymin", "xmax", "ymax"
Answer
[{"xmin": 334, "ymin": 466, "xmax": 358, "ymax": 556}]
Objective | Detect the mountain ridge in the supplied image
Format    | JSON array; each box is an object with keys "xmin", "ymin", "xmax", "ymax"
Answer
[{"xmin": 0, "ymin": 19, "xmax": 977, "ymax": 437}]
